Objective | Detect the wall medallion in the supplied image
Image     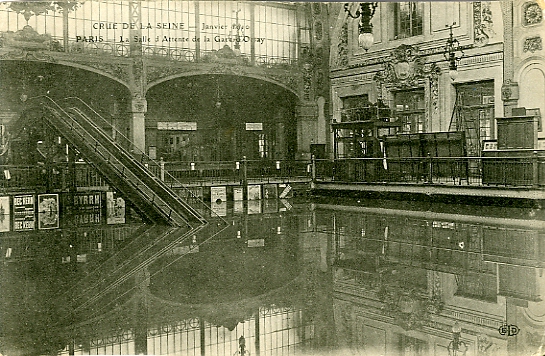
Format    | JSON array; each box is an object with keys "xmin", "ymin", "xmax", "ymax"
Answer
[{"xmin": 523, "ymin": 2, "xmax": 543, "ymax": 26}]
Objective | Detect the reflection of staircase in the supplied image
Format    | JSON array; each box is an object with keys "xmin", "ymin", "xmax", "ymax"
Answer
[
  {"xmin": 66, "ymin": 215, "xmax": 231, "ymax": 317},
  {"xmin": 449, "ymin": 92, "xmax": 480, "ymax": 156},
  {"xmin": 25, "ymin": 96, "xmax": 205, "ymax": 228}
]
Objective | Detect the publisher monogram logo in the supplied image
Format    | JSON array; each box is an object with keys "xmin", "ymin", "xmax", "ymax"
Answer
[{"xmin": 498, "ymin": 324, "xmax": 520, "ymax": 337}]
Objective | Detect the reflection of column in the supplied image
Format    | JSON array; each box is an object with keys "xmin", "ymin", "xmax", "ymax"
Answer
[
  {"xmin": 130, "ymin": 97, "xmax": 147, "ymax": 153},
  {"xmin": 505, "ymin": 297, "xmax": 519, "ymax": 356},
  {"xmin": 255, "ymin": 309, "xmax": 261, "ymax": 356},
  {"xmin": 134, "ymin": 269, "xmax": 150, "ymax": 355},
  {"xmin": 200, "ymin": 318, "xmax": 206, "ymax": 356}
]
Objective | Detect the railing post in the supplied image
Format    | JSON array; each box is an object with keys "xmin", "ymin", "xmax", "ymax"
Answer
[
  {"xmin": 533, "ymin": 150, "xmax": 539, "ymax": 188},
  {"xmin": 160, "ymin": 157, "xmax": 165, "ymax": 182},
  {"xmin": 427, "ymin": 153, "xmax": 433, "ymax": 184},
  {"xmin": 311, "ymin": 155, "xmax": 316, "ymax": 182}
]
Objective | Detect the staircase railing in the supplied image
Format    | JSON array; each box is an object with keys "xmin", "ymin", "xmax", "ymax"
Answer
[
  {"xmin": 26, "ymin": 96, "xmax": 201, "ymax": 227},
  {"xmin": 65, "ymin": 105, "xmax": 204, "ymax": 227},
  {"xmin": 60, "ymin": 96, "xmax": 227, "ymax": 226}
]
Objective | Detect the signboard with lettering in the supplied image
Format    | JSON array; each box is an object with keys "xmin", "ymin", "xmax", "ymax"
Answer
[
  {"xmin": 245, "ymin": 122, "xmax": 263, "ymax": 131},
  {"xmin": 106, "ymin": 191, "xmax": 125, "ymax": 224},
  {"xmin": 263, "ymin": 184, "xmax": 278, "ymax": 199},
  {"xmin": 210, "ymin": 186, "xmax": 227, "ymax": 203},
  {"xmin": 72, "ymin": 192, "xmax": 102, "ymax": 226},
  {"xmin": 233, "ymin": 187, "xmax": 244, "ymax": 201},
  {"xmin": 211, "ymin": 201, "xmax": 227, "ymax": 217},
  {"xmin": 247, "ymin": 239, "xmax": 265, "ymax": 247},
  {"xmin": 0, "ymin": 196, "xmax": 10, "ymax": 232},
  {"xmin": 157, "ymin": 122, "xmax": 197, "ymax": 130},
  {"xmin": 38, "ymin": 194, "xmax": 59, "ymax": 230},
  {"xmin": 13, "ymin": 195, "xmax": 35, "ymax": 231}
]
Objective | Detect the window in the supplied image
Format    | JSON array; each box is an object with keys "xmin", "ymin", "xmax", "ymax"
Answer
[
  {"xmin": 394, "ymin": 90, "xmax": 425, "ymax": 133},
  {"xmin": 394, "ymin": 2, "xmax": 423, "ymax": 39}
]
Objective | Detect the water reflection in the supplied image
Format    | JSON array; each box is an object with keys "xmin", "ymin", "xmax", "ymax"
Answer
[{"xmin": 1, "ymin": 196, "xmax": 544, "ymax": 356}]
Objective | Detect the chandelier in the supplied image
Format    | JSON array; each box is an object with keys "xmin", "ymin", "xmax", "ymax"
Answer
[{"xmin": 344, "ymin": 2, "xmax": 378, "ymax": 52}]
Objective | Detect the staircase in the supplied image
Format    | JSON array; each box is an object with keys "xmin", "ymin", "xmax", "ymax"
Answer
[{"xmin": 25, "ymin": 96, "xmax": 206, "ymax": 228}]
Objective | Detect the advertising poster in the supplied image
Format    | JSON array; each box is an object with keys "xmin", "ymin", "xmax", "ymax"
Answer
[
  {"xmin": 233, "ymin": 187, "xmax": 244, "ymax": 201},
  {"xmin": 210, "ymin": 186, "xmax": 227, "ymax": 203},
  {"xmin": 72, "ymin": 192, "xmax": 102, "ymax": 225},
  {"xmin": 0, "ymin": 196, "xmax": 10, "ymax": 232},
  {"xmin": 211, "ymin": 201, "xmax": 227, "ymax": 217},
  {"xmin": 13, "ymin": 195, "xmax": 35, "ymax": 231},
  {"xmin": 247, "ymin": 200, "xmax": 262, "ymax": 215},
  {"xmin": 263, "ymin": 199, "xmax": 278, "ymax": 214},
  {"xmin": 263, "ymin": 184, "xmax": 278, "ymax": 199},
  {"xmin": 106, "ymin": 191, "xmax": 125, "ymax": 225},
  {"xmin": 247, "ymin": 185, "xmax": 261, "ymax": 200},
  {"xmin": 233, "ymin": 200, "xmax": 244, "ymax": 214},
  {"xmin": 38, "ymin": 194, "xmax": 59, "ymax": 230}
]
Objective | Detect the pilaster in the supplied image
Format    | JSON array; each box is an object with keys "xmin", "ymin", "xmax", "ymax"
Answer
[{"xmin": 500, "ymin": 1, "xmax": 519, "ymax": 116}]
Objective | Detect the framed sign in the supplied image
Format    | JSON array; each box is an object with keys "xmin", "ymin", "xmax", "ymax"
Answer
[
  {"xmin": 72, "ymin": 192, "xmax": 102, "ymax": 226},
  {"xmin": 38, "ymin": 194, "xmax": 59, "ymax": 230},
  {"xmin": 0, "ymin": 196, "xmax": 10, "ymax": 232},
  {"xmin": 245, "ymin": 122, "xmax": 263, "ymax": 131},
  {"xmin": 13, "ymin": 195, "xmax": 35, "ymax": 231},
  {"xmin": 106, "ymin": 191, "xmax": 125, "ymax": 224}
]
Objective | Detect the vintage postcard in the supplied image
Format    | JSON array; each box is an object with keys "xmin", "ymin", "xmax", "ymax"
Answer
[{"xmin": 0, "ymin": 1, "xmax": 544, "ymax": 356}]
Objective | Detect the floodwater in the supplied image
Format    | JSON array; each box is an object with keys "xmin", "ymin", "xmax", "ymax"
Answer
[{"xmin": 1, "ymin": 195, "xmax": 544, "ymax": 356}]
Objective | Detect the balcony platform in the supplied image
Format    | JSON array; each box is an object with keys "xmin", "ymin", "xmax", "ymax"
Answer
[{"xmin": 311, "ymin": 181, "xmax": 545, "ymax": 207}]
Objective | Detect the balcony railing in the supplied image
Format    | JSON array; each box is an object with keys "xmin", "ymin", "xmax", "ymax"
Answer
[
  {"xmin": 314, "ymin": 156, "xmax": 545, "ymax": 187},
  {"xmin": 1, "ymin": 156, "xmax": 543, "ymax": 192}
]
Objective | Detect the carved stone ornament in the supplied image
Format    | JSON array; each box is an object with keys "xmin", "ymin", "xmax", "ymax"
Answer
[
  {"xmin": 474, "ymin": 2, "xmax": 495, "ymax": 47},
  {"xmin": 374, "ymin": 44, "xmax": 425, "ymax": 87},
  {"xmin": 523, "ymin": 36, "xmax": 542, "ymax": 53},
  {"xmin": 501, "ymin": 86, "xmax": 512, "ymax": 100},
  {"xmin": 336, "ymin": 22, "xmax": 349, "ymax": 68},
  {"xmin": 477, "ymin": 335, "xmax": 496, "ymax": 356},
  {"xmin": 131, "ymin": 98, "xmax": 147, "ymax": 113},
  {"xmin": 302, "ymin": 62, "xmax": 313, "ymax": 101},
  {"xmin": 523, "ymin": 2, "xmax": 543, "ymax": 26},
  {"xmin": 373, "ymin": 44, "xmax": 440, "ymax": 112}
]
